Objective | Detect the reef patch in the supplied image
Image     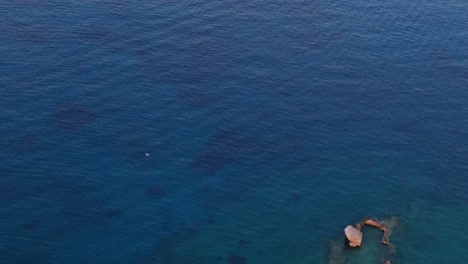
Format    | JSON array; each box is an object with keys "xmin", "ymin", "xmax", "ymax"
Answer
[{"xmin": 54, "ymin": 105, "xmax": 96, "ymax": 130}]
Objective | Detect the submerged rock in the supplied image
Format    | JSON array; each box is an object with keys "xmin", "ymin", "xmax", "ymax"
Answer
[
  {"xmin": 227, "ymin": 254, "xmax": 247, "ymax": 264},
  {"xmin": 327, "ymin": 240, "xmax": 346, "ymax": 264},
  {"xmin": 333, "ymin": 217, "xmax": 397, "ymax": 263},
  {"xmin": 345, "ymin": 217, "xmax": 394, "ymax": 247},
  {"xmin": 54, "ymin": 105, "xmax": 95, "ymax": 130}
]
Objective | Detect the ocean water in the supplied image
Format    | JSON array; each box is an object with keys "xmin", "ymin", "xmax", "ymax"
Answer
[{"xmin": 0, "ymin": 0, "xmax": 467, "ymax": 263}]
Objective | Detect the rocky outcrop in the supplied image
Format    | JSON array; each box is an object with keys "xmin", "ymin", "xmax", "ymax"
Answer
[
  {"xmin": 360, "ymin": 218, "xmax": 391, "ymax": 245},
  {"xmin": 329, "ymin": 217, "xmax": 397, "ymax": 264},
  {"xmin": 344, "ymin": 225, "xmax": 362, "ymax": 247},
  {"xmin": 344, "ymin": 217, "xmax": 392, "ymax": 247}
]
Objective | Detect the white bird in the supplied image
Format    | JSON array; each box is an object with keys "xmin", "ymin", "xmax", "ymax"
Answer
[{"xmin": 145, "ymin": 153, "xmax": 150, "ymax": 157}]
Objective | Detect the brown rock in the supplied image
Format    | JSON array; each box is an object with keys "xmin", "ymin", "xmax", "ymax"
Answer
[{"xmin": 344, "ymin": 225, "xmax": 362, "ymax": 247}]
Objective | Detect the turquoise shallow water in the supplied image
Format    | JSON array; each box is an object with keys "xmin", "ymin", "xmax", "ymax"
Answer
[{"xmin": 0, "ymin": 0, "xmax": 467, "ymax": 263}]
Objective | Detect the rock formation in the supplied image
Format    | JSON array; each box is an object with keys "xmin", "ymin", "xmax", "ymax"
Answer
[
  {"xmin": 344, "ymin": 225, "xmax": 362, "ymax": 247},
  {"xmin": 344, "ymin": 217, "xmax": 392, "ymax": 247},
  {"xmin": 329, "ymin": 217, "xmax": 397, "ymax": 264}
]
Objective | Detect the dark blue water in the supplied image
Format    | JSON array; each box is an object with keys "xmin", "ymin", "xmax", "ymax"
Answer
[{"xmin": 1, "ymin": 0, "xmax": 467, "ymax": 263}]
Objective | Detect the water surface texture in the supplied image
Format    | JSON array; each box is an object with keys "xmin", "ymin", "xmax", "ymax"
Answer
[{"xmin": 0, "ymin": 0, "xmax": 467, "ymax": 263}]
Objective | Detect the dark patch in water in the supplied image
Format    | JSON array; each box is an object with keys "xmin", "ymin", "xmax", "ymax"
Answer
[
  {"xmin": 54, "ymin": 105, "xmax": 96, "ymax": 130},
  {"xmin": 291, "ymin": 193, "xmax": 301, "ymax": 204},
  {"xmin": 23, "ymin": 136, "xmax": 40, "ymax": 150},
  {"xmin": 22, "ymin": 220, "xmax": 41, "ymax": 230},
  {"xmin": 429, "ymin": 49, "xmax": 468, "ymax": 81},
  {"xmin": 103, "ymin": 209, "xmax": 123, "ymax": 218},
  {"xmin": 146, "ymin": 187, "xmax": 167, "ymax": 197},
  {"xmin": 48, "ymin": 176, "xmax": 111, "ymax": 229},
  {"xmin": 0, "ymin": 135, "xmax": 42, "ymax": 159},
  {"xmin": 391, "ymin": 120, "xmax": 423, "ymax": 134},
  {"xmin": 0, "ymin": 171, "xmax": 51, "ymax": 204},
  {"xmin": 72, "ymin": 26, "xmax": 130, "ymax": 51},
  {"xmin": 238, "ymin": 239, "xmax": 251, "ymax": 246},
  {"xmin": 0, "ymin": 21, "xmax": 64, "ymax": 44},
  {"xmin": 135, "ymin": 59, "xmax": 224, "ymax": 86},
  {"xmin": 227, "ymin": 254, "xmax": 247, "ymax": 264},
  {"xmin": 194, "ymin": 182, "xmax": 254, "ymax": 215},
  {"xmin": 191, "ymin": 130, "xmax": 266, "ymax": 174},
  {"xmin": 177, "ymin": 84, "xmax": 215, "ymax": 108},
  {"xmin": 148, "ymin": 225, "xmax": 207, "ymax": 263},
  {"xmin": 191, "ymin": 151, "xmax": 233, "ymax": 174},
  {"xmin": 278, "ymin": 89, "xmax": 293, "ymax": 96},
  {"xmin": 431, "ymin": 65, "xmax": 468, "ymax": 80}
]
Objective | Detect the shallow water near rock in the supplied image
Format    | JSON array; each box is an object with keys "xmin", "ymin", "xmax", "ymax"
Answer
[{"xmin": 0, "ymin": 0, "xmax": 467, "ymax": 263}]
